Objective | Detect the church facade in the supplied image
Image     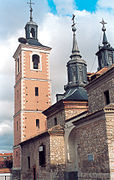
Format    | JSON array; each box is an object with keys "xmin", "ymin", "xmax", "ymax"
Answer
[{"xmin": 12, "ymin": 3, "xmax": 114, "ymax": 180}]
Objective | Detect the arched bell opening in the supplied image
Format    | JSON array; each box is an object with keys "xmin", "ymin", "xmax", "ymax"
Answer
[{"xmin": 32, "ymin": 54, "xmax": 40, "ymax": 69}]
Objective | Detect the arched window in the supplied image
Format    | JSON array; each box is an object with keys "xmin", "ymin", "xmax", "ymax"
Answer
[
  {"xmin": 32, "ymin": 54, "xmax": 40, "ymax": 69},
  {"xmin": 30, "ymin": 28, "xmax": 35, "ymax": 38}
]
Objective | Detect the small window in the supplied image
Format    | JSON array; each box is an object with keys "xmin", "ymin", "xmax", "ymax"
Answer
[
  {"xmin": 17, "ymin": 121, "xmax": 18, "ymax": 131},
  {"xmin": 17, "ymin": 58, "xmax": 20, "ymax": 74},
  {"xmin": 28, "ymin": 156, "xmax": 30, "ymax": 169},
  {"xmin": 39, "ymin": 145, "xmax": 46, "ymax": 167},
  {"xmin": 17, "ymin": 90, "xmax": 19, "ymax": 98},
  {"xmin": 54, "ymin": 118, "xmax": 57, "ymax": 126},
  {"xmin": 35, "ymin": 87, "xmax": 39, "ymax": 96},
  {"xmin": 104, "ymin": 90, "xmax": 110, "ymax": 105},
  {"xmin": 88, "ymin": 154, "xmax": 94, "ymax": 162},
  {"xmin": 36, "ymin": 119, "xmax": 40, "ymax": 128},
  {"xmin": 32, "ymin": 54, "xmax": 40, "ymax": 69},
  {"xmin": 33, "ymin": 167, "xmax": 36, "ymax": 180}
]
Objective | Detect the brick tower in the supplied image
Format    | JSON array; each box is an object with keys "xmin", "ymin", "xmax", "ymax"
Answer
[{"xmin": 13, "ymin": 2, "xmax": 51, "ymax": 178}]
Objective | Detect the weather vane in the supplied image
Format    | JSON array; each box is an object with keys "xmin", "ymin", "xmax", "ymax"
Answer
[
  {"xmin": 27, "ymin": 0, "xmax": 35, "ymax": 21},
  {"xmin": 100, "ymin": 18, "xmax": 107, "ymax": 31},
  {"xmin": 72, "ymin": 14, "xmax": 75, "ymax": 26}
]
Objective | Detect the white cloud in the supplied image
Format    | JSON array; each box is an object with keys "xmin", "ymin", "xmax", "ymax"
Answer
[
  {"xmin": 0, "ymin": 123, "xmax": 13, "ymax": 136},
  {"xmin": 53, "ymin": 0, "xmax": 76, "ymax": 15},
  {"xmin": 97, "ymin": 0, "xmax": 114, "ymax": 9},
  {"xmin": 0, "ymin": 101, "xmax": 13, "ymax": 121}
]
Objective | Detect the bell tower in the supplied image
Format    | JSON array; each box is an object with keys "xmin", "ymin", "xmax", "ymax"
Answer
[{"xmin": 13, "ymin": 1, "xmax": 51, "ymax": 178}]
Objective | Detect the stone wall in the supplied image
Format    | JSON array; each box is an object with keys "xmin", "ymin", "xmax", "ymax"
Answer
[
  {"xmin": 47, "ymin": 101, "xmax": 88, "ymax": 129},
  {"xmin": 105, "ymin": 105, "xmax": 114, "ymax": 180},
  {"xmin": 71, "ymin": 111, "xmax": 110, "ymax": 180},
  {"xmin": 21, "ymin": 133, "xmax": 50, "ymax": 180},
  {"xmin": 49, "ymin": 128, "xmax": 65, "ymax": 180},
  {"xmin": 47, "ymin": 109, "xmax": 65, "ymax": 129},
  {"xmin": 21, "ymin": 126, "xmax": 65, "ymax": 180},
  {"xmin": 86, "ymin": 67, "xmax": 114, "ymax": 113}
]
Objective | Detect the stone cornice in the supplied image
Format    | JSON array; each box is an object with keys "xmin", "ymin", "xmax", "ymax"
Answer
[
  {"xmin": 13, "ymin": 43, "xmax": 52, "ymax": 59},
  {"xmin": 48, "ymin": 125, "xmax": 64, "ymax": 136}
]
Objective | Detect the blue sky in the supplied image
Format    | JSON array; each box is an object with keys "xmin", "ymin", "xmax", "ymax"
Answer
[
  {"xmin": 47, "ymin": 0, "xmax": 98, "ymax": 14},
  {"xmin": 0, "ymin": 0, "xmax": 114, "ymax": 152},
  {"xmin": 75, "ymin": 0, "xmax": 98, "ymax": 12}
]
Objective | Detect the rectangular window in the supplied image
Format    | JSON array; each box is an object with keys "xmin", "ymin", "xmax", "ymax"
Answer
[
  {"xmin": 17, "ymin": 90, "xmax": 19, "ymax": 99},
  {"xmin": 88, "ymin": 154, "xmax": 94, "ymax": 162},
  {"xmin": 17, "ymin": 121, "xmax": 18, "ymax": 131},
  {"xmin": 54, "ymin": 117, "xmax": 57, "ymax": 125},
  {"xmin": 17, "ymin": 58, "xmax": 20, "ymax": 74},
  {"xmin": 36, "ymin": 119, "xmax": 40, "ymax": 128},
  {"xmin": 39, "ymin": 145, "xmax": 46, "ymax": 167},
  {"xmin": 104, "ymin": 90, "xmax": 110, "ymax": 105},
  {"xmin": 28, "ymin": 156, "xmax": 30, "ymax": 169},
  {"xmin": 33, "ymin": 168, "xmax": 36, "ymax": 180},
  {"xmin": 35, "ymin": 87, "xmax": 39, "ymax": 96}
]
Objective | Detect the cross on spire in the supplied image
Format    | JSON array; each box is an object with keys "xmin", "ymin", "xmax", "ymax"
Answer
[
  {"xmin": 100, "ymin": 18, "xmax": 107, "ymax": 32},
  {"xmin": 27, "ymin": 0, "xmax": 35, "ymax": 21}
]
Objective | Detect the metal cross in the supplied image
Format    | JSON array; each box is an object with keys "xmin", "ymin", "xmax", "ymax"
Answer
[
  {"xmin": 27, "ymin": 0, "xmax": 35, "ymax": 21},
  {"xmin": 27, "ymin": 0, "xmax": 34, "ymax": 9},
  {"xmin": 100, "ymin": 18, "xmax": 107, "ymax": 29}
]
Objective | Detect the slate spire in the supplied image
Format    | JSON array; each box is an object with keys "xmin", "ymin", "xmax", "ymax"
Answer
[
  {"xmin": 56, "ymin": 15, "xmax": 88, "ymax": 102},
  {"xmin": 96, "ymin": 19, "xmax": 114, "ymax": 70},
  {"xmin": 64, "ymin": 15, "xmax": 87, "ymax": 91},
  {"xmin": 71, "ymin": 14, "xmax": 81, "ymax": 59},
  {"xmin": 100, "ymin": 19, "xmax": 108, "ymax": 46}
]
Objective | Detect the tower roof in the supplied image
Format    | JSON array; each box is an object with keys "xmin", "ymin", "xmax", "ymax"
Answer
[
  {"xmin": 18, "ymin": 1, "xmax": 51, "ymax": 49},
  {"xmin": 96, "ymin": 19, "xmax": 114, "ymax": 70},
  {"xmin": 56, "ymin": 15, "xmax": 88, "ymax": 102},
  {"xmin": 70, "ymin": 14, "xmax": 82, "ymax": 59}
]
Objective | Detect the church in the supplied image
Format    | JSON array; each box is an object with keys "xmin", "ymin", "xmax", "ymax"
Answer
[{"xmin": 12, "ymin": 2, "xmax": 114, "ymax": 180}]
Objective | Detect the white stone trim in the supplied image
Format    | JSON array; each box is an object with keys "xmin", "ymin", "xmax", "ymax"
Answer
[
  {"xmin": 12, "ymin": 167, "xmax": 21, "ymax": 170},
  {"xmin": 21, "ymin": 110, "xmax": 43, "ymax": 113},
  {"xmin": 21, "ymin": 51, "xmax": 24, "ymax": 78},
  {"xmin": 13, "ymin": 145, "xmax": 21, "ymax": 149},
  {"xmin": 30, "ymin": 51, "xmax": 42, "ymax": 71},
  {"xmin": 21, "ymin": 112, "xmax": 24, "ymax": 142},
  {"xmin": 0, "ymin": 173, "xmax": 12, "ymax": 176},
  {"xmin": 22, "ymin": 47, "xmax": 51, "ymax": 54},
  {"xmin": 22, "ymin": 77, "xmax": 51, "ymax": 82}
]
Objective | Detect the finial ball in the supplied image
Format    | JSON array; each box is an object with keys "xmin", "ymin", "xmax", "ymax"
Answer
[{"xmin": 72, "ymin": 26, "xmax": 76, "ymax": 32}]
